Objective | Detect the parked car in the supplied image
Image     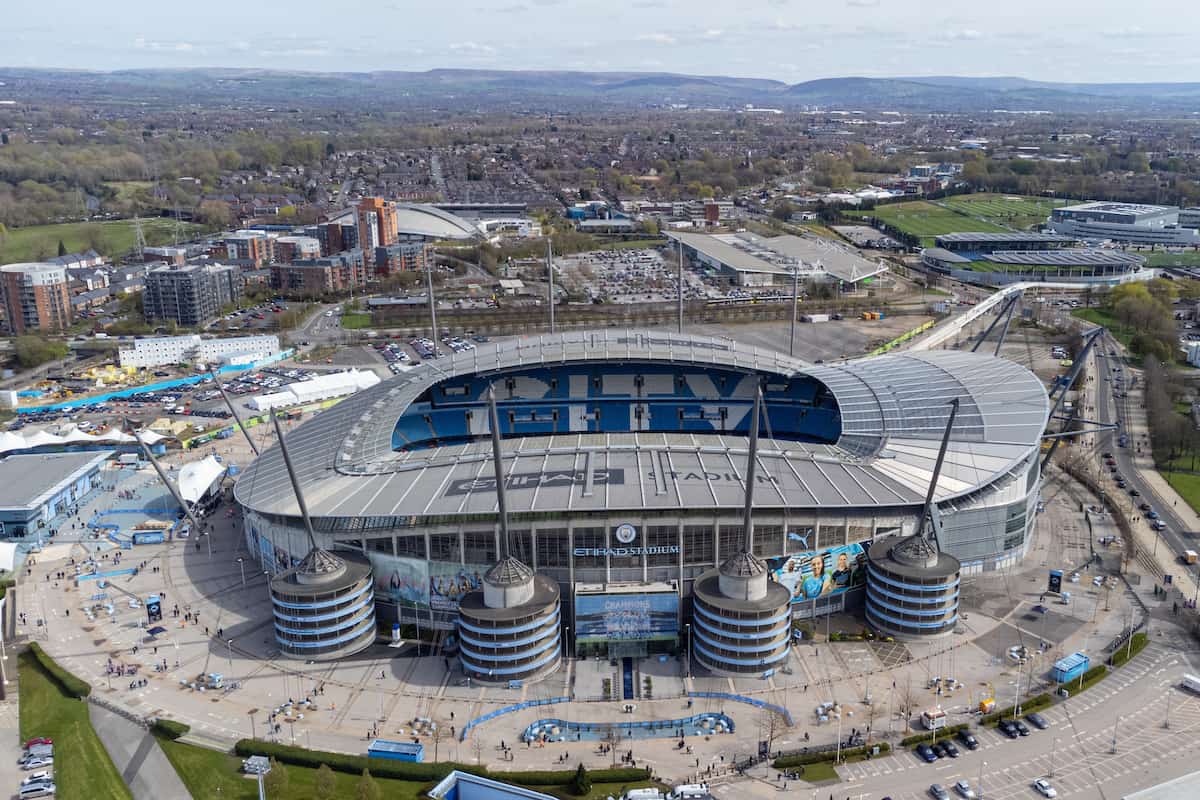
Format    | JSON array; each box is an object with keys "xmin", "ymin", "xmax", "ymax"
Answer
[
  {"xmin": 928, "ymin": 784, "xmax": 950, "ymax": 800},
  {"xmin": 956, "ymin": 730, "xmax": 979, "ymax": 750},
  {"xmin": 1032, "ymin": 778, "xmax": 1058, "ymax": 798},
  {"xmin": 1014, "ymin": 719, "xmax": 1031, "ymax": 736},
  {"xmin": 997, "ymin": 720, "xmax": 1019, "ymax": 739},
  {"xmin": 941, "ymin": 740, "xmax": 959, "ymax": 758},
  {"xmin": 953, "ymin": 779, "xmax": 976, "ymax": 799},
  {"xmin": 931, "ymin": 742, "xmax": 948, "ymax": 758},
  {"xmin": 1026, "ymin": 712, "xmax": 1049, "ymax": 730},
  {"xmin": 21, "ymin": 739, "xmax": 51, "ymax": 749},
  {"xmin": 916, "ymin": 743, "xmax": 938, "ymax": 762}
]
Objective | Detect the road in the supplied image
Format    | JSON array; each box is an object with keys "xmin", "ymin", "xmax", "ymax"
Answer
[
  {"xmin": 1091, "ymin": 331, "xmax": 1195, "ymax": 571},
  {"xmin": 713, "ymin": 637, "xmax": 1200, "ymax": 800}
]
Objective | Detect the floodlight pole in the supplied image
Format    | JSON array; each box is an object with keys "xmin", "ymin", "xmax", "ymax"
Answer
[
  {"xmin": 426, "ymin": 259, "xmax": 440, "ymax": 347},
  {"xmin": 269, "ymin": 412, "xmax": 318, "ymax": 551},
  {"xmin": 208, "ymin": 368, "xmax": 259, "ymax": 456},
  {"xmin": 677, "ymin": 237, "xmax": 685, "ymax": 334},
  {"xmin": 487, "ymin": 385, "xmax": 511, "ymax": 558},
  {"xmin": 547, "ymin": 239, "xmax": 556, "ymax": 334},
  {"xmin": 789, "ymin": 262, "xmax": 800, "ymax": 358},
  {"xmin": 741, "ymin": 386, "xmax": 764, "ymax": 553},
  {"xmin": 918, "ymin": 397, "xmax": 959, "ymax": 547},
  {"xmin": 127, "ymin": 418, "xmax": 205, "ymax": 549}
]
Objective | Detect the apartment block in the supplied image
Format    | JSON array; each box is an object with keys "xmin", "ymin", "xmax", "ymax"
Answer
[
  {"xmin": 0, "ymin": 262, "xmax": 73, "ymax": 334},
  {"xmin": 143, "ymin": 263, "xmax": 245, "ymax": 327}
]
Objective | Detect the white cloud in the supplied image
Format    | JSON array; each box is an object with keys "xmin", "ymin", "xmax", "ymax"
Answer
[
  {"xmin": 846, "ymin": 0, "xmax": 880, "ymax": 7},
  {"xmin": 702, "ymin": 29, "xmax": 724, "ymax": 40},
  {"xmin": 636, "ymin": 32, "xmax": 677, "ymax": 45},
  {"xmin": 940, "ymin": 29, "xmax": 983, "ymax": 41},
  {"xmin": 448, "ymin": 41, "xmax": 496, "ymax": 55},
  {"xmin": 133, "ymin": 38, "xmax": 198, "ymax": 53}
]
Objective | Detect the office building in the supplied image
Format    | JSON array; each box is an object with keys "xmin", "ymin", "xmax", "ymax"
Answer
[
  {"xmin": 143, "ymin": 263, "xmax": 244, "ymax": 327},
  {"xmin": 1048, "ymin": 202, "xmax": 1200, "ymax": 246},
  {"xmin": 0, "ymin": 262, "xmax": 73, "ymax": 334}
]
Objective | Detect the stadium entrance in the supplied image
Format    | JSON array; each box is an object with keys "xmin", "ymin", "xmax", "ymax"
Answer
[{"xmin": 573, "ymin": 581, "xmax": 680, "ymax": 658}]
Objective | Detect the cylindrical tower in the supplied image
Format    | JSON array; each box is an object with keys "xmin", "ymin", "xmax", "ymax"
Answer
[
  {"xmin": 865, "ymin": 535, "xmax": 961, "ymax": 639},
  {"xmin": 457, "ymin": 557, "xmax": 561, "ymax": 683},
  {"xmin": 692, "ymin": 552, "xmax": 792, "ymax": 677},
  {"xmin": 270, "ymin": 548, "xmax": 377, "ymax": 660}
]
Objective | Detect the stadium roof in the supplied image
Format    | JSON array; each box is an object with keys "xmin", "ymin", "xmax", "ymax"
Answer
[
  {"xmin": 669, "ymin": 231, "xmax": 887, "ymax": 284},
  {"xmin": 235, "ymin": 331, "xmax": 1048, "ymax": 523},
  {"xmin": 986, "ymin": 249, "xmax": 1145, "ymax": 267},
  {"xmin": 935, "ymin": 232, "xmax": 1075, "ymax": 245},
  {"xmin": 394, "ymin": 204, "xmax": 480, "ymax": 240}
]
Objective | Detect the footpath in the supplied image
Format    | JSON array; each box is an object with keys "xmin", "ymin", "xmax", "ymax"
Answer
[{"xmin": 88, "ymin": 703, "xmax": 191, "ymax": 800}]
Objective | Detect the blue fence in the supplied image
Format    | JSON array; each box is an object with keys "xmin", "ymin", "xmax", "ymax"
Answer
[
  {"xmin": 688, "ymin": 691, "xmax": 794, "ymax": 727},
  {"xmin": 76, "ymin": 567, "xmax": 137, "ymax": 582},
  {"xmin": 459, "ymin": 696, "xmax": 570, "ymax": 741},
  {"xmin": 16, "ymin": 349, "xmax": 293, "ymax": 413}
]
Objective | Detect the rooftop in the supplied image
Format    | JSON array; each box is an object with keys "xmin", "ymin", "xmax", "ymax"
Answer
[
  {"xmin": 935, "ymin": 232, "xmax": 1075, "ymax": 244},
  {"xmin": 0, "ymin": 451, "xmax": 112, "ymax": 512},
  {"xmin": 669, "ymin": 231, "xmax": 887, "ymax": 284},
  {"xmin": 394, "ymin": 204, "xmax": 480, "ymax": 240},
  {"xmin": 1058, "ymin": 201, "xmax": 1176, "ymax": 215},
  {"xmin": 234, "ymin": 331, "xmax": 1048, "ymax": 523}
]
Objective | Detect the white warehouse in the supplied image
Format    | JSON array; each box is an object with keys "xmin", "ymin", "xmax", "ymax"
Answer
[{"xmin": 118, "ymin": 334, "xmax": 281, "ymax": 368}]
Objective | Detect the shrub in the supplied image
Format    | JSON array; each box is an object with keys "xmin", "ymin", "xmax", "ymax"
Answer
[
  {"xmin": 232, "ymin": 740, "xmax": 648, "ymax": 785},
  {"xmin": 981, "ymin": 693, "xmax": 1053, "ymax": 726},
  {"xmin": 569, "ymin": 764, "xmax": 592, "ymax": 796},
  {"xmin": 28, "ymin": 642, "xmax": 91, "ymax": 698},
  {"xmin": 1108, "ymin": 632, "xmax": 1148, "ymax": 667},
  {"xmin": 899, "ymin": 723, "xmax": 968, "ymax": 747},
  {"xmin": 152, "ymin": 719, "xmax": 190, "ymax": 740},
  {"xmin": 773, "ymin": 742, "xmax": 889, "ymax": 769}
]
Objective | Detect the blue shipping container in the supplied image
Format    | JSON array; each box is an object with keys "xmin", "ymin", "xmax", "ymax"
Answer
[
  {"xmin": 1052, "ymin": 652, "xmax": 1089, "ymax": 683},
  {"xmin": 367, "ymin": 739, "xmax": 423, "ymax": 762}
]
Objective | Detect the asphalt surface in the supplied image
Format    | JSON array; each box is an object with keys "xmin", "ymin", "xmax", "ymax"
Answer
[
  {"xmin": 1092, "ymin": 331, "xmax": 1195, "ymax": 567},
  {"xmin": 88, "ymin": 703, "xmax": 191, "ymax": 800}
]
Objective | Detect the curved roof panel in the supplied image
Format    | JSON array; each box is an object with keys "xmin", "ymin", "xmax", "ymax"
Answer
[
  {"xmin": 394, "ymin": 204, "xmax": 480, "ymax": 240},
  {"xmin": 234, "ymin": 330, "xmax": 1048, "ymax": 522}
]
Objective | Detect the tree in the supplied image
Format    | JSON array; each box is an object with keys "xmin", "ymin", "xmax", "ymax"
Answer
[
  {"xmin": 196, "ymin": 200, "xmax": 233, "ymax": 230},
  {"xmin": 772, "ymin": 200, "xmax": 795, "ymax": 222},
  {"xmin": 314, "ymin": 764, "xmax": 337, "ymax": 800},
  {"xmin": 569, "ymin": 764, "xmax": 592, "ymax": 796},
  {"xmin": 356, "ymin": 768, "xmax": 382, "ymax": 800},
  {"xmin": 264, "ymin": 758, "xmax": 290, "ymax": 797},
  {"xmin": 57, "ymin": 239, "xmax": 67, "ymax": 257},
  {"xmin": 471, "ymin": 737, "xmax": 485, "ymax": 766},
  {"xmin": 13, "ymin": 336, "xmax": 69, "ymax": 368}
]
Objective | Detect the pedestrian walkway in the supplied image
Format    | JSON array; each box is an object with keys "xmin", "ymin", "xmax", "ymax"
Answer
[{"xmin": 88, "ymin": 703, "xmax": 191, "ymax": 800}]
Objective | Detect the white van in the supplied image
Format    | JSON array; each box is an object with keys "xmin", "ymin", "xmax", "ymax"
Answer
[{"xmin": 1181, "ymin": 674, "xmax": 1200, "ymax": 694}]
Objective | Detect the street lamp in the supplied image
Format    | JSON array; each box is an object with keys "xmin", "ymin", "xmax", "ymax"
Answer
[
  {"xmin": 227, "ymin": 639, "xmax": 234, "ymax": 671},
  {"xmin": 684, "ymin": 623, "xmax": 692, "ymax": 679},
  {"xmin": 979, "ymin": 760, "xmax": 986, "ymax": 799},
  {"xmin": 237, "ymin": 557, "xmax": 246, "ymax": 588}
]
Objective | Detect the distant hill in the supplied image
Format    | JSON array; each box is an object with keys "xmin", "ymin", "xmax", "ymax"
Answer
[{"xmin": 0, "ymin": 66, "xmax": 1197, "ymax": 111}]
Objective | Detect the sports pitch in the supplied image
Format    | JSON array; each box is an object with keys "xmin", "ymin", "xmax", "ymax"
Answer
[{"xmin": 849, "ymin": 193, "xmax": 1068, "ymax": 246}]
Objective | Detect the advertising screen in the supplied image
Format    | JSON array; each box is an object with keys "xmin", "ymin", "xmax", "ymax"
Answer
[
  {"xmin": 574, "ymin": 591, "xmax": 679, "ymax": 644},
  {"xmin": 367, "ymin": 555, "xmax": 490, "ymax": 612},
  {"xmin": 767, "ymin": 542, "xmax": 867, "ymax": 603}
]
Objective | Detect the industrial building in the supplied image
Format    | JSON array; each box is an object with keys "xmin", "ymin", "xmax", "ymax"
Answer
[
  {"xmin": 0, "ymin": 262, "xmax": 73, "ymax": 334},
  {"xmin": 234, "ymin": 331, "xmax": 1048, "ymax": 664},
  {"xmin": 1047, "ymin": 202, "xmax": 1200, "ymax": 246},
  {"xmin": 668, "ymin": 231, "xmax": 888, "ymax": 288}
]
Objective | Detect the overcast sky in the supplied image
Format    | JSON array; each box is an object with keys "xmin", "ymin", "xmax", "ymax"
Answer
[{"xmin": 6, "ymin": 0, "xmax": 1197, "ymax": 83}]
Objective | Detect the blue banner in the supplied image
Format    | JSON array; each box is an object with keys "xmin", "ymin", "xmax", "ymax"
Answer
[
  {"xmin": 574, "ymin": 591, "xmax": 679, "ymax": 643},
  {"xmin": 768, "ymin": 542, "xmax": 867, "ymax": 603}
]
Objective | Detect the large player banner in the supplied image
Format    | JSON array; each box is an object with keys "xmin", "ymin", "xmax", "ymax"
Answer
[
  {"xmin": 768, "ymin": 542, "xmax": 867, "ymax": 603},
  {"xmin": 366, "ymin": 554, "xmax": 490, "ymax": 612}
]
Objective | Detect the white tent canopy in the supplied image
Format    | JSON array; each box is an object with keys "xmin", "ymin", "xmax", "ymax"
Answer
[
  {"xmin": 178, "ymin": 455, "xmax": 227, "ymax": 505},
  {"xmin": 248, "ymin": 369, "xmax": 381, "ymax": 413}
]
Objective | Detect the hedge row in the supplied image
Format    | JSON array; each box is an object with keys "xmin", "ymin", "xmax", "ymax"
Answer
[
  {"xmin": 152, "ymin": 719, "xmax": 190, "ymax": 740},
  {"xmin": 28, "ymin": 642, "xmax": 91, "ymax": 698},
  {"xmin": 899, "ymin": 723, "xmax": 968, "ymax": 747},
  {"xmin": 1074, "ymin": 664, "xmax": 1110, "ymax": 693},
  {"xmin": 980, "ymin": 692, "xmax": 1053, "ymax": 726},
  {"xmin": 233, "ymin": 740, "xmax": 649, "ymax": 785},
  {"xmin": 773, "ymin": 742, "xmax": 890, "ymax": 769},
  {"xmin": 1108, "ymin": 633, "xmax": 1148, "ymax": 667}
]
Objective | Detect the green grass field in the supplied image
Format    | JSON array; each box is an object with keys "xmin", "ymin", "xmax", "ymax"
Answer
[
  {"xmin": 1071, "ymin": 307, "xmax": 1133, "ymax": 346},
  {"xmin": 1145, "ymin": 251, "xmax": 1200, "ymax": 268},
  {"xmin": 341, "ymin": 312, "xmax": 372, "ymax": 329},
  {"xmin": 18, "ymin": 651, "xmax": 133, "ymax": 800},
  {"xmin": 847, "ymin": 193, "xmax": 1066, "ymax": 247},
  {"xmin": 0, "ymin": 218, "xmax": 203, "ymax": 263},
  {"xmin": 1166, "ymin": 472, "xmax": 1200, "ymax": 517},
  {"xmin": 158, "ymin": 737, "xmax": 661, "ymax": 800},
  {"xmin": 938, "ymin": 194, "xmax": 1065, "ymax": 230}
]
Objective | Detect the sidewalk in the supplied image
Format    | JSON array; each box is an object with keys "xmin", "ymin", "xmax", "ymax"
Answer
[{"xmin": 88, "ymin": 703, "xmax": 191, "ymax": 800}]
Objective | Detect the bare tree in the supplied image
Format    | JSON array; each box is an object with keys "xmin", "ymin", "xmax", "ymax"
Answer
[
  {"xmin": 432, "ymin": 719, "xmax": 448, "ymax": 762},
  {"xmin": 603, "ymin": 727, "xmax": 624, "ymax": 768},
  {"xmin": 471, "ymin": 737, "xmax": 485, "ymax": 766},
  {"xmin": 756, "ymin": 707, "xmax": 787, "ymax": 757}
]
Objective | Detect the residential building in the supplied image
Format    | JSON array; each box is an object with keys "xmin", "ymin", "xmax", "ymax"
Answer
[
  {"xmin": 271, "ymin": 261, "xmax": 354, "ymax": 295},
  {"xmin": 0, "ymin": 262, "xmax": 73, "ymax": 334},
  {"xmin": 223, "ymin": 230, "xmax": 274, "ymax": 268},
  {"xmin": 273, "ymin": 236, "xmax": 322, "ymax": 264},
  {"xmin": 143, "ymin": 263, "xmax": 244, "ymax": 327},
  {"xmin": 118, "ymin": 334, "xmax": 280, "ymax": 368},
  {"xmin": 358, "ymin": 197, "xmax": 399, "ymax": 249},
  {"xmin": 142, "ymin": 246, "xmax": 188, "ymax": 266},
  {"xmin": 375, "ymin": 241, "xmax": 428, "ymax": 275}
]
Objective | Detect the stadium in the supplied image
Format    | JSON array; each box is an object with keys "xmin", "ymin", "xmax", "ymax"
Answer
[
  {"xmin": 234, "ymin": 330, "xmax": 1049, "ymax": 660},
  {"xmin": 921, "ymin": 232, "xmax": 1150, "ymax": 287}
]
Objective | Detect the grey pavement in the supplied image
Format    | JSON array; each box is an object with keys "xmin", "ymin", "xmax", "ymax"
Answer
[
  {"xmin": 88, "ymin": 703, "xmax": 191, "ymax": 800},
  {"xmin": 0, "ymin": 687, "xmax": 22, "ymax": 800}
]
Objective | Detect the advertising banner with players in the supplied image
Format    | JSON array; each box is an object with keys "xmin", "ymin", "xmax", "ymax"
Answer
[
  {"xmin": 767, "ymin": 542, "xmax": 867, "ymax": 603},
  {"xmin": 366, "ymin": 554, "xmax": 490, "ymax": 612}
]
